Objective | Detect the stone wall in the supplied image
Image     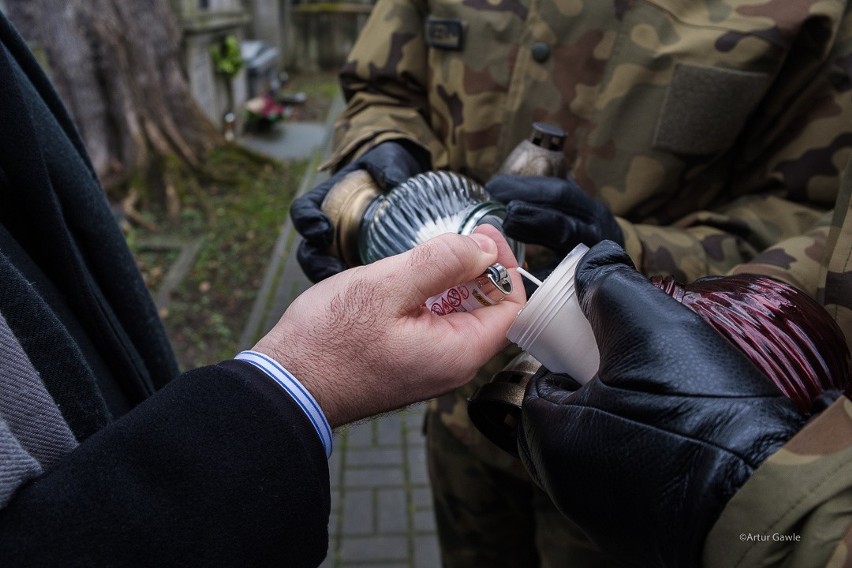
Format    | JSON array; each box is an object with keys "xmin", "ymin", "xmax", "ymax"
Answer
[
  {"xmin": 172, "ymin": 0, "xmax": 374, "ymax": 123},
  {"xmin": 173, "ymin": 0, "xmax": 250, "ymax": 125},
  {"xmin": 244, "ymin": 0, "xmax": 285, "ymax": 53},
  {"xmin": 287, "ymin": 1, "xmax": 373, "ymax": 72}
]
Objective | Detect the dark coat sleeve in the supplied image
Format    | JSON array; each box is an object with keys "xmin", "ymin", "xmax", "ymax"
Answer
[{"xmin": 0, "ymin": 360, "xmax": 331, "ymax": 567}]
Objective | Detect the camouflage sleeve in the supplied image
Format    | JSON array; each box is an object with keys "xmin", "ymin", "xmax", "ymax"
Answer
[
  {"xmin": 725, "ymin": 222, "xmax": 832, "ymax": 302},
  {"xmin": 701, "ymin": 151, "xmax": 852, "ymax": 567},
  {"xmin": 320, "ymin": 0, "xmax": 447, "ymax": 171},
  {"xmin": 726, "ymin": 139, "xmax": 852, "ymax": 315},
  {"xmin": 617, "ymin": 3, "xmax": 852, "ymax": 285},
  {"xmin": 703, "ymin": 397, "xmax": 852, "ymax": 568},
  {"xmin": 617, "ymin": 195, "xmax": 833, "ymax": 287},
  {"xmin": 819, "ymin": 155, "xmax": 852, "ymax": 354}
]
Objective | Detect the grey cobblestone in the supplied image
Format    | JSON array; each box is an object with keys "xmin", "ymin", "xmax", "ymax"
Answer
[
  {"xmin": 407, "ymin": 447, "xmax": 430, "ymax": 485},
  {"xmin": 412, "ymin": 510, "xmax": 437, "ymax": 533},
  {"xmin": 318, "ymin": 542, "xmax": 337, "ymax": 568},
  {"xmin": 407, "ymin": 429, "xmax": 426, "ymax": 447},
  {"xmin": 404, "ymin": 405, "xmax": 426, "ymax": 428},
  {"xmin": 346, "ymin": 448, "xmax": 405, "ymax": 467},
  {"xmin": 377, "ymin": 488, "xmax": 408, "ymax": 533},
  {"xmin": 342, "ymin": 489, "xmax": 374, "ymax": 535},
  {"xmin": 345, "ymin": 466, "xmax": 406, "ymax": 488},
  {"xmin": 413, "ymin": 535, "xmax": 441, "ymax": 568},
  {"xmin": 328, "ymin": 512, "xmax": 339, "ymax": 536},
  {"xmin": 339, "ymin": 535, "xmax": 409, "ymax": 563},
  {"xmin": 411, "ymin": 487, "xmax": 432, "ymax": 509},
  {"xmin": 329, "ymin": 449, "xmax": 343, "ymax": 486},
  {"xmin": 376, "ymin": 412, "xmax": 403, "ymax": 446},
  {"xmin": 344, "ymin": 421, "xmax": 375, "ymax": 447}
]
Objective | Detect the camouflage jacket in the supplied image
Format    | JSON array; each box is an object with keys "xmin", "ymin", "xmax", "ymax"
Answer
[
  {"xmin": 330, "ymin": 3, "xmax": 852, "ymax": 563},
  {"xmin": 703, "ymin": 153, "xmax": 852, "ymax": 568},
  {"xmin": 327, "ymin": 0, "xmax": 852, "ymax": 291}
]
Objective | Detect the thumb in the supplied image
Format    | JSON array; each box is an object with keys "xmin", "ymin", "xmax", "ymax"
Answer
[{"xmin": 377, "ymin": 232, "xmax": 500, "ymax": 309}]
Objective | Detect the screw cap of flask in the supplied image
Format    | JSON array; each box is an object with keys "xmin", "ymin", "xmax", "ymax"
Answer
[{"xmin": 530, "ymin": 122, "xmax": 566, "ymax": 151}]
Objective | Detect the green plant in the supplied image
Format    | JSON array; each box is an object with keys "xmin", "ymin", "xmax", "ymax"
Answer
[{"xmin": 210, "ymin": 35, "xmax": 243, "ymax": 79}]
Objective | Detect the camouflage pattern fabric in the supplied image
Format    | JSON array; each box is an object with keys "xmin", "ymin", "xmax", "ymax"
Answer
[
  {"xmin": 703, "ymin": 155, "xmax": 852, "ymax": 566},
  {"xmin": 326, "ymin": 0, "xmax": 852, "ymax": 564},
  {"xmin": 328, "ymin": 0, "xmax": 852, "ymax": 282},
  {"xmin": 704, "ymin": 397, "xmax": 852, "ymax": 567},
  {"xmin": 820, "ymin": 154, "xmax": 852, "ymax": 354}
]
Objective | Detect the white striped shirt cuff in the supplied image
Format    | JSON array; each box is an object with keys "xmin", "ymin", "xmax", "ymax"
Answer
[{"xmin": 235, "ymin": 350, "xmax": 333, "ymax": 459}]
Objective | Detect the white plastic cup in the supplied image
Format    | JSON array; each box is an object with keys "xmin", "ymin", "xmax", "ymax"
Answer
[{"xmin": 506, "ymin": 244, "xmax": 600, "ymax": 384}]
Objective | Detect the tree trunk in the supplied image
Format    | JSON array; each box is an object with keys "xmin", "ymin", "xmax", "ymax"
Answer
[{"xmin": 5, "ymin": 0, "xmax": 222, "ymax": 193}]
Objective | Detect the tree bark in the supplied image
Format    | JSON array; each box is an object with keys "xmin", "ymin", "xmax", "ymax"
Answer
[{"xmin": 5, "ymin": 0, "xmax": 222, "ymax": 192}]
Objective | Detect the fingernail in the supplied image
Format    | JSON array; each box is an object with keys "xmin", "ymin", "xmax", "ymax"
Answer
[{"xmin": 470, "ymin": 233, "xmax": 497, "ymax": 254}]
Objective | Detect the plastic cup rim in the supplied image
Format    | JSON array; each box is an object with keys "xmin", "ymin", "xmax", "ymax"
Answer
[
  {"xmin": 508, "ymin": 244, "xmax": 589, "ymax": 347},
  {"xmin": 511, "ymin": 285, "xmax": 577, "ymax": 347}
]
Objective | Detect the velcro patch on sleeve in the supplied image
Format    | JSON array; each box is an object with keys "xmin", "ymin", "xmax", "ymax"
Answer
[{"xmin": 425, "ymin": 17, "xmax": 466, "ymax": 51}]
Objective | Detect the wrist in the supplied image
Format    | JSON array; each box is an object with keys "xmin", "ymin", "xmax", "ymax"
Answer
[
  {"xmin": 235, "ymin": 350, "xmax": 333, "ymax": 457},
  {"xmin": 251, "ymin": 326, "xmax": 356, "ymax": 428}
]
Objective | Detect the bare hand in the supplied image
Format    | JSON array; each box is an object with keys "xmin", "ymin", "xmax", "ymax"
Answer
[{"xmin": 253, "ymin": 225, "xmax": 524, "ymax": 426}]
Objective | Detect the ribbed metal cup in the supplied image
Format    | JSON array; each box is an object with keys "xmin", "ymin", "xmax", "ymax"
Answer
[{"xmin": 359, "ymin": 171, "xmax": 525, "ymax": 265}]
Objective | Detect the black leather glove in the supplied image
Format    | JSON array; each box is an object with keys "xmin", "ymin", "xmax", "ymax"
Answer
[
  {"xmin": 518, "ymin": 241, "xmax": 807, "ymax": 568},
  {"xmin": 290, "ymin": 140, "xmax": 430, "ymax": 282},
  {"xmin": 485, "ymin": 174, "xmax": 622, "ymax": 280}
]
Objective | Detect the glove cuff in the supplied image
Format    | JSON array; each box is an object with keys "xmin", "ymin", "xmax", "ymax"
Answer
[{"xmin": 392, "ymin": 138, "xmax": 432, "ymax": 172}]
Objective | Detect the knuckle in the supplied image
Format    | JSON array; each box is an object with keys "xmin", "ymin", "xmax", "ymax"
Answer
[
  {"xmin": 410, "ymin": 234, "xmax": 468, "ymax": 277},
  {"xmin": 405, "ymin": 238, "xmax": 436, "ymax": 269}
]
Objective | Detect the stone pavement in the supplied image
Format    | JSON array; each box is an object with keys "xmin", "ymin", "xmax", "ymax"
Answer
[{"xmin": 240, "ymin": 94, "xmax": 442, "ymax": 567}]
